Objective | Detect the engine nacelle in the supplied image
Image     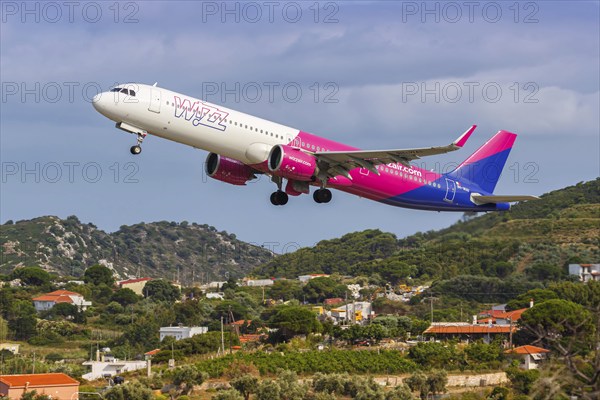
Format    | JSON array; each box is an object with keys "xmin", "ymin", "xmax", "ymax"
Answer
[
  {"xmin": 205, "ymin": 153, "xmax": 255, "ymax": 186},
  {"xmin": 268, "ymin": 145, "xmax": 318, "ymax": 181}
]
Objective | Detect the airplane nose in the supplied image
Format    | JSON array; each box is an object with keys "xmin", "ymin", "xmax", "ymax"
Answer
[
  {"xmin": 92, "ymin": 92, "xmax": 113, "ymax": 116},
  {"xmin": 92, "ymin": 93, "xmax": 103, "ymax": 111}
]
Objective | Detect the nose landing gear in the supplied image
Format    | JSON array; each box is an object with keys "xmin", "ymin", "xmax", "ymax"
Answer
[{"xmin": 130, "ymin": 133, "xmax": 146, "ymax": 155}]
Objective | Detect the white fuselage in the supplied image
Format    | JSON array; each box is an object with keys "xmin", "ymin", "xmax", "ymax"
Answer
[{"xmin": 93, "ymin": 83, "xmax": 304, "ymax": 165}]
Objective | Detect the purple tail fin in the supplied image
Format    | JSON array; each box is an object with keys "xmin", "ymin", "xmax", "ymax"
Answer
[{"xmin": 450, "ymin": 130, "xmax": 516, "ymax": 193}]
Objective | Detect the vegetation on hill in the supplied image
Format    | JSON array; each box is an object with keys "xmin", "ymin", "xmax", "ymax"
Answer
[
  {"xmin": 253, "ymin": 179, "xmax": 600, "ymax": 283},
  {"xmin": 0, "ymin": 217, "xmax": 274, "ymax": 279}
]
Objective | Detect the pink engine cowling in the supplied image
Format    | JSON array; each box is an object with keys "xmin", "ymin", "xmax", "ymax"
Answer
[
  {"xmin": 205, "ymin": 153, "xmax": 255, "ymax": 185},
  {"xmin": 268, "ymin": 145, "xmax": 318, "ymax": 181}
]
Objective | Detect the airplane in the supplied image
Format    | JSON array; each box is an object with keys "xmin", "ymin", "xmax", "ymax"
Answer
[{"xmin": 92, "ymin": 83, "xmax": 538, "ymax": 211}]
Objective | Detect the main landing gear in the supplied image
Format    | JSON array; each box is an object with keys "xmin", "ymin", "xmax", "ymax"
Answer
[
  {"xmin": 130, "ymin": 133, "xmax": 146, "ymax": 155},
  {"xmin": 270, "ymin": 176, "xmax": 289, "ymax": 206},
  {"xmin": 313, "ymin": 188, "xmax": 332, "ymax": 203},
  {"xmin": 270, "ymin": 190, "xmax": 289, "ymax": 206}
]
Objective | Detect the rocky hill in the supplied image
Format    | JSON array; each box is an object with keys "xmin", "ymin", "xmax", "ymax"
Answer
[
  {"xmin": 0, "ymin": 217, "xmax": 274, "ymax": 280},
  {"xmin": 252, "ymin": 178, "xmax": 600, "ymax": 280}
]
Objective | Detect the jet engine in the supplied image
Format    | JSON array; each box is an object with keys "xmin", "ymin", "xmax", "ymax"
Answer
[
  {"xmin": 268, "ymin": 145, "xmax": 318, "ymax": 181},
  {"xmin": 205, "ymin": 153, "xmax": 255, "ymax": 185}
]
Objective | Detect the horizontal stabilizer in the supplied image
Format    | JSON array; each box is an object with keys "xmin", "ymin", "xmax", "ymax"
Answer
[{"xmin": 471, "ymin": 194, "xmax": 539, "ymax": 204}]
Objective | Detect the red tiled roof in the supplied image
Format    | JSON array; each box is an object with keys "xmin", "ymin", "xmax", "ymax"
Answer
[
  {"xmin": 229, "ymin": 320, "xmax": 251, "ymax": 326},
  {"xmin": 0, "ymin": 373, "xmax": 79, "ymax": 388},
  {"xmin": 505, "ymin": 345, "xmax": 550, "ymax": 355},
  {"xmin": 324, "ymin": 298, "xmax": 343, "ymax": 305},
  {"xmin": 144, "ymin": 349, "xmax": 161, "ymax": 356},
  {"xmin": 32, "ymin": 290, "xmax": 82, "ymax": 304},
  {"xmin": 424, "ymin": 325, "xmax": 516, "ymax": 334},
  {"xmin": 118, "ymin": 277, "xmax": 152, "ymax": 285},
  {"xmin": 48, "ymin": 290, "xmax": 81, "ymax": 296},
  {"xmin": 239, "ymin": 334, "xmax": 265, "ymax": 343}
]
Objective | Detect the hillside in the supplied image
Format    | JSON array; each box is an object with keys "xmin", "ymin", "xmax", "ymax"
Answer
[
  {"xmin": 253, "ymin": 178, "xmax": 600, "ymax": 280},
  {"xmin": 0, "ymin": 217, "xmax": 273, "ymax": 280}
]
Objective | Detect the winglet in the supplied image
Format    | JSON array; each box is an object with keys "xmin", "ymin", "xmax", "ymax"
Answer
[{"xmin": 453, "ymin": 125, "xmax": 476, "ymax": 148}]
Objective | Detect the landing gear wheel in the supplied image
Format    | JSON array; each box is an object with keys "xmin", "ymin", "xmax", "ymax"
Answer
[
  {"xmin": 313, "ymin": 188, "xmax": 332, "ymax": 203},
  {"xmin": 130, "ymin": 145, "xmax": 142, "ymax": 155},
  {"xmin": 270, "ymin": 190, "xmax": 288, "ymax": 206}
]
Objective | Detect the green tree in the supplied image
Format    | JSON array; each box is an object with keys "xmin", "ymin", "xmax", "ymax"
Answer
[
  {"xmin": 269, "ymin": 280, "xmax": 302, "ymax": 301},
  {"xmin": 171, "ymin": 365, "xmax": 207, "ymax": 396},
  {"xmin": 20, "ymin": 391, "xmax": 52, "ymax": 400},
  {"xmin": 213, "ymin": 389, "xmax": 244, "ymax": 400},
  {"xmin": 506, "ymin": 289, "xmax": 558, "ymax": 310},
  {"xmin": 385, "ymin": 384, "xmax": 414, "ymax": 400},
  {"xmin": 144, "ymin": 279, "xmax": 181, "ymax": 302},
  {"xmin": 312, "ymin": 372, "xmax": 348, "ymax": 395},
  {"xmin": 408, "ymin": 342, "xmax": 459, "ymax": 369},
  {"xmin": 275, "ymin": 370, "xmax": 307, "ymax": 400},
  {"xmin": 8, "ymin": 300, "xmax": 37, "ymax": 340},
  {"xmin": 83, "ymin": 265, "xmax": 115, "ymax": 286},
  {"xmin": 506, "ymin": 365, "xmax": 540, "ymax": 395},
  {"xmin": 122, "ymin": 316, "xmax": 159, "ymax": 351},
  {"xmin": 426, "ymin": 370, "xmax": 448, "ymax": 397},
  {"xmin": 103, "ymin": 382, "xmax": 153, "ymax": 400},
  {"xmin": 11, "ymin": 267, "xmax": 51, "ymax": 287},
  {"xmin": 518, "ymin": 299, "xmax": 595, "ymax": 351},
  {"xmin": 405, "ymin": 372, "xmax": 429, "ymax": 400},
  {"xmin": 111, "ymin": 288, "xmax": 140, "ymax": 306},
  {"xmin": 302, "ymin": 277, "xmax": 346, "ymax": 303},
  {"xmin": 269, "ymin": 306, "xmax": 321, "ymax": 342},
  {"xmin": 256, "ymin": 379, "xmax": 281, "ymax": 400},
  {"xmin": 231, "ymin": 374, "xmax": 259, "ymax": 400}
]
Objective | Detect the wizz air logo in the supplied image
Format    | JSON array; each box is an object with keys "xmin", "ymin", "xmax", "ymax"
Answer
[{"xmin": 173, "ymin": 96, "xmax": 229, "ymax": 131}]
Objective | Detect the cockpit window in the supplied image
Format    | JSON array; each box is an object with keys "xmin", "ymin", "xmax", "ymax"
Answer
[{"xmin": 110, "ymin": 87, "xmax": 136, "ymax": 96}]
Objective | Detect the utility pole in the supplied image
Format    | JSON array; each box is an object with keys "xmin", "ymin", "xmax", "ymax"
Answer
[
  {"xmin": 220, "ymin": 316, "xmax": 225, "ymax": 355},
  {"xmin": 430, "ymin": 296, "xmax": 434, "ymax": 324},
  {"xmin": 32, "ymin": 352, "xmax": 35, "ymax": 374}
]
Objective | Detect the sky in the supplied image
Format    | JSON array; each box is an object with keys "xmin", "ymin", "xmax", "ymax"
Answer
[{"xmin": 1, "ymin": 1, "xmax": 599, "ymax": 253}]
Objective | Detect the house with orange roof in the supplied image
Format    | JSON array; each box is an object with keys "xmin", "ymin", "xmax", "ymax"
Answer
[
  {"xmin": 0, "ymin": 373, "xmax": 79, "ymax": 399},
  {"xmin": 505, "ymin": 345, "xmax": 550, "ymax": 369},
  {"xmin": 423, "ymin": 322, "xmax": 517, "ymax": 343},
  {"xmin": 32, "ymin": 290, "xmax": 91, "ymax": 312}
]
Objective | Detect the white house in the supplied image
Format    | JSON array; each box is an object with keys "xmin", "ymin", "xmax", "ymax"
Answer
[
  {"xmin": 82, "ymin": 359, "xmax": 147, "ymax": 380},
  {"xmin": 206, "ymin": 292, "xmax": 224, "ymax": 300},
  {"xmin": 159, "ymin": 326, "xmax": 208, "ymax": 341},
  {"xmin": 568, "ymin": 264, "xmax": 600, "ymax": 282},
  {"xmin": 246, "ymin": 279, "xmax": 274, "ymax": 287},
  {"xmin": 505, "ymin": 345, "xmax": 550, "ymax": 370},
  {"xmin": 32, "ymin": 290, "xmax": 92, "ymax": 312},
  {"xmin": 298, "ymin": 274, "xmax": 329, "ymax": 283},
  {"xmin": 0, "ymin": 343, "xmax": 19, "ymax": 354},
  {"xmin": 331, "ymin": 302, "xmax": 373, "ymax": 324}
]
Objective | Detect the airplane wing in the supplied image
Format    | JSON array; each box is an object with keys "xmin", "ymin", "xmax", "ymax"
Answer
[
  {"xmin": 471, "ymin": 194, "xmax": 540, "ymax": 204},
  {"xmin": 312, "ymin": 125, "xmax": 476, "ymax": 179}
]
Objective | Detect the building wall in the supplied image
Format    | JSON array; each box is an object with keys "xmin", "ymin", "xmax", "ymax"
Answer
[
  {"xmin": 33, "ymin": 300, "xmax": 54, "ymax": 312},
  {"xmin": 3, "ymin": 385, "xmax": 79, "ymax": 400},
  {"xmin": 120, "ymin": 281, "xmax": 149, "ymax": 296},
  {"xmin": 82, "ymin": 360, "xmax": 147, "ymax": 380}
]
